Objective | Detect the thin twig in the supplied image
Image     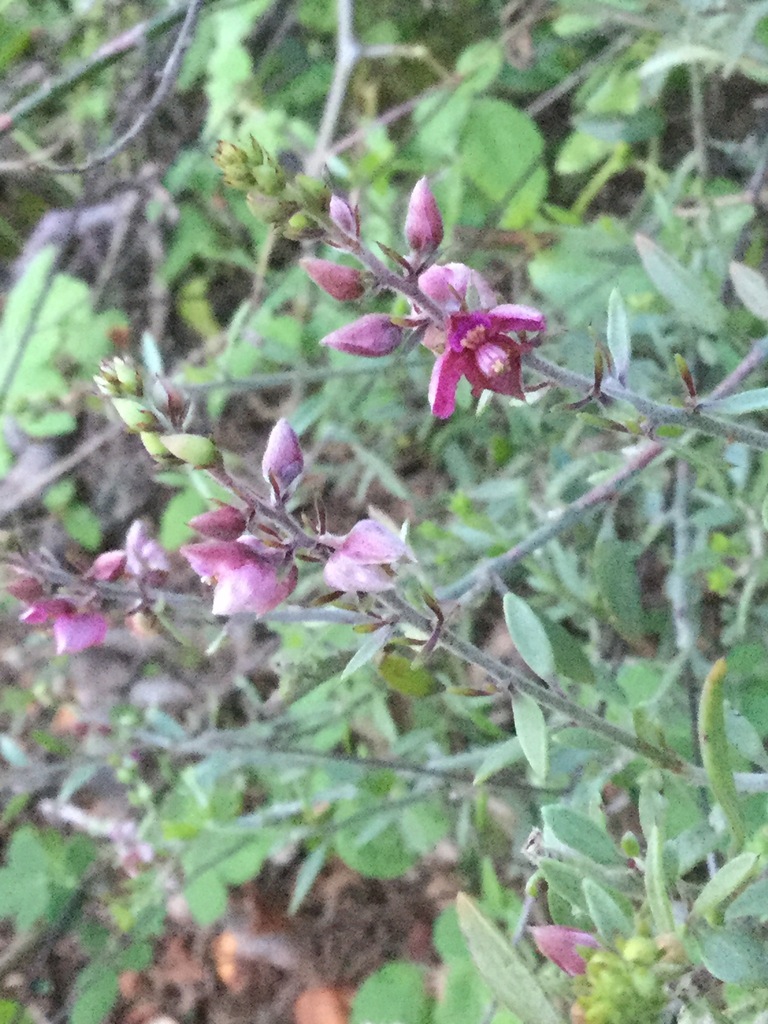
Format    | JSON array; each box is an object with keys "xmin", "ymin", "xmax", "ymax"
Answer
[
  {"xmin": 33, "ymin": 0, "xmax": 206, "ymax": 174},
  {"xmin": 0, "ymin": 2, "xmax": 208, "ymax": 137}
]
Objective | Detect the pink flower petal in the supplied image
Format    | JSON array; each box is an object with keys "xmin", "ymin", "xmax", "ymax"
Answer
[
  {"xmin": 262, "ymin": 419, "xmax": 304, "ymax": 499},
  {"xmin": 338, "ymin": 520, "xmax": 411, "ymax": 564},
  {"xmin": 20, "ymin": 598, "xmax": 75, "ymax": 625},
  {"xmin": 530, "ymin": 926, "xmax": 600, "ymax": 976},
  {"xmin": 53, "ymin": 613, "xmax": 108, "ymax": 654},
  {"xmin": 181, "ymin": 541, "xmax": 254, "ymax": 578},
  {"xmin": 324, "ymin": 553, "xmax": 394, "ymax": 593},
  {"xmin": 212, "ymin": 562, "xmax": 297, "ymax": 615},
  {"xmin": 87, "ymin": 550, "xmax": 127, "ymax": 581},
  {"xmin": 125, "ymin": 521, "xmax": 169, "ymax": 576},
  {"xmin": 428, "ymin": 349, "xmax": 470, "ymax": 419},
  {"xmin": 490, "ymin": 303, "xmax": 546, "ymax": 333}
]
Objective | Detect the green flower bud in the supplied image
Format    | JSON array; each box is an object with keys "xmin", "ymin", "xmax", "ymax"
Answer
[
  {"xmin": 621, "ymin": 937, "xmax": 659, "ymax": 966},
  {"xmin": 246, "ymin": 192, "xmax": 292, "ymax": 224},
  {"xmin": 252, "ymin": 160, "xmax": 285, "ymax": 196},
  {"xmin": 140, "ymin": 431, "xmax": 176, "ymax": 462},
  {"xmin": 160, "ymin": 433, "xmax": 219, "ymax": 468},
  {"xmin": 112, "ymin": 397, "xmax": 159, "ymax": 433}
]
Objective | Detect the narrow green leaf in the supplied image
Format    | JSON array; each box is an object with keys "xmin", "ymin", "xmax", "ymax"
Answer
[
  {"xmin": 341, "ymin": 626, "xmax": 393, "ymax": 680},
  {"xmin": 645, "ymin": 825, "xmax": 675, "ymax": 933},
  {"xmin": 729, "ymin": 261, "xmax": 768, "ymax": 320},
  {"xmin": 704, "ymin": 387, "xmax": 768, "ymax": 416},
  {"xmin": 289, "ymin": 843, "xmax": 328, "ymax": 915},
  {"xmin": 473, "ymin": 737, "xmax": 523, "ymax": 785},
  {"xmin": 698, "ymin": 659, "xmax": 745, "ymax": 852},
  {"xmin": 725, "ymin": 877, "xmax": 768, "ymax": 922},
  {"xmin": 593, "ymin": 538, "xmax": 647, "ymax": 641},
  {"xmin": 512, "ymin": 692, "xmax": 549, "ymax": 778},
  {"xmin": 582, "ymin": 878, "xmax": 634, "ymax": 941},
  {"xmin": 635, "ymin": 234, "xmax": 725, "ymax": 333},
  {"xmin": 692, "ymin": 852, "xmax": 758, "ymax": 919},
  {"xmin": 456, "ymin": 894, "xmax": 564, "ymax": 1024},
  {"xmin": 543, "ymin": 806, "xmax": 624, "ymax": 866},
  {"xmin": 606, "ymin": 288, "xmax": 631, "ymax": 384},
  {"xmin": 539, "ymin": 859, "xmax": 589, "ymax": 916},
  {"xmin": 503, "ymin": 593, "xmax": 555, "ymax": 681}
]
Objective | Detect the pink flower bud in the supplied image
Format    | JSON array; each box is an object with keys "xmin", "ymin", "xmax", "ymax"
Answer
[
  {"xmin": 188, "ymin": 504, "xmax": 247, "ymax": 540},
  {"xmin": 262, "ymin": 419, "xmax": 304, "ymax": 500},
  {"xmin": 6, "ymin": 574, "xmax": 45, "ymax": 602},
  {"xmin": 329, "ymin": 195, "xmax": 358, "ymax": 238},
  {"xmin": 212, "ymin": 561, "xmax": 298, "ymax": 616},
  {"xmin": 405, "ymin": 177, "xmax": 443, "ymax": 253},
  {"xmin": 300, "ymin": 258, "xmax": 365, "ymax": 301},
  {"xmin": 320, "ymin": 314, "xmax": 403, "ymax": 357},
  {"xmin": 87, "ymin": 550, "xmax": 127, "ymax": 581},
  {"xmin": 530, "ymin": 926, "xmax": 600, "ymax": 976}
]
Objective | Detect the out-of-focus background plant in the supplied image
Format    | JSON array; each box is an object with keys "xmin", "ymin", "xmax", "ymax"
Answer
[{"xmin": 3, "ymin": 0, "xmax": 768, "ymax": 1021}]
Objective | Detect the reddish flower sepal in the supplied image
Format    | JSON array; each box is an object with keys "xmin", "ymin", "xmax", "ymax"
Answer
[{"xmin": 530, "ymin": 925, "xmax": 601, "ymax": 976}]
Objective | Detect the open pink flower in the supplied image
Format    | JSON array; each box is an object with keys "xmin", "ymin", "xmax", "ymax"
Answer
[
  {"xmin": 181, "ymin": 539, "xmax": 297, "ymax": 615},
  {"xmin": 415, "ymin": 262, "xmax": 546, "ymax": 418},
  {"xmin": 323, "ymin": 519, "xmax": 413, "ymax": 593},
  {"xmin": 20, "ymin": 599, "xmax": 108, "ymax": 654},
  {"xmin": 530, "ymin": 925, "xmax": 601, "ymax": 976}
]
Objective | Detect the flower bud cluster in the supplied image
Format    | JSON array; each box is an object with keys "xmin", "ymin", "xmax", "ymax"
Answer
[
  {"xmin": 571, "ymin": 937, "xmax": 667, "ymax": 1024},
  {"xmin": 214, "ymin": 139, "xmax": 332, "ymax": 240},
  {"xmin": 95, "ymin": 358, "xmax": 219, "ymax": 469}
]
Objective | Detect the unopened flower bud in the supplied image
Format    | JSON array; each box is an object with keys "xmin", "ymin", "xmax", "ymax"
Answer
[
  {"xmin": 262, "ymin": 419, "xmax": 304, "ymax": 501},
  {"xmin": 252, "ymin": 160, "xmax": 285, "ymax": 196},
  {"xmin": 189, "ymin": 505, "xmax": 247, "ymax": 540},
  {"xmin": 214, "ymin": 140, "xmax": 255, "ymax": 190},
  {"xmin": 140, "ymin": 431, "xmax": 175, "ymax": 462},
  {"xmin": 329, "ymin": 195, "xmax": 358, "ymax": 238},
  {"xmin": 152, "ymin": 378, "xmax": 189, "ymax": 429},
  {"xmin": 6, "ymin": 574, "xmax": 44, "ymax": 602},
  {"xmin": 112, "ymin": 397, "xmax": 159, "ymax": 433},
  {"xmin": 159, "ymin": 433, "xmax": 219, "ymax": 468},
  {"xmin": 320, "ymin": 314, "xmax": 403, "ymax": 357},
  {"xmin": 292, "ymin": 174, "xmax": 332, "ymax": 213},
  {"xmin": 405, "ymin": 177, "xmax": 443, "ymax": 253},
  {"xmin": 246, "ymin": 193, "xmax": 292, "ymax": 223},
  {"xmin": 284, "ymin": 211, "xmax": 321, "ymax": 239},
  {"xmin": 301, "ymin": 258, "xmax": 365, "ymax": 301},
  {"xmin": 87, "ymin": 550, "xmax": 127, "ymax": 581}
]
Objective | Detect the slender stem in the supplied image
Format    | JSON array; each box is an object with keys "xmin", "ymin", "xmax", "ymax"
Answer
[
  {"xmin": 379, "ymin": 591, "xmax": 687, "ymax": 771},
  {"xmin": 437, "ymin": 440, "xmax": 669, "ymax": 601},
  {"xmin": 526, "ymin": 351, "xmax": 768, "ymax": 451},
  {"xmin": 36, "ymin": 0, "xmax": 205, "ymax": 174},
  {"xmin": 307, "ymin": 0, "xmax": 360, "ymax": 177}
]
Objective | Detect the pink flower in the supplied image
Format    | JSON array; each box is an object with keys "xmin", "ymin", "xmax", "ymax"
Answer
[
  {"xmin": 188, "ymin": 504, "xmax": 247, "ymax": 540},
  {"xmin": 413, "ymin": 262, "xmax": 546, "ymax": 417},
  {"xmin": 262, "ymin": 419, "xmax": 304, "ymax": 501},
  {"xmin": 405, "ymin": 177, "xmax": 443, "ymax": 254},
  {"xmin": 320, "ymin": 314, "xmax": 403, "ymax": 357},
  {"xmin": 301, "ymin": 258, "xmax": 365, "ymax": 301},
  {"xmin": 428, "ymin": 305, "xmax": 545, "ymax": 418},
  {"xmin": 530, "ymin": 926, "xmax": 601, "ymax": 976},
  {"xmin": 20, "ymin": 599, "xmax": 108, "ymax": 654},
  {"xmin": 124, "ymin": 521, "xmax": 170, "ymax": 579},
  {"xmin": 324, "ymin": 519, "xmax": 413, "ymax": 593},
  {"xmin": 181, "ymin": 539, "xmax": 297, "ymax": 615}
]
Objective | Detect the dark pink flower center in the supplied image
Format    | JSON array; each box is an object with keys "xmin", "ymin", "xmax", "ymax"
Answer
[{"xmin": 448, "ymin": 312, "xmax": 494, "ymax": 353}]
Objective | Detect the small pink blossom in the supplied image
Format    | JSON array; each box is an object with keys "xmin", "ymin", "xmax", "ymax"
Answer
[
  {"xmin": 188, "ymin": 504, "xmax": 247, "ymax": 540},
  {"xmin": 20, "ymin": 599, "xmax": 108, "ymax": 654},
  {"xmin": 262, "ymin": 419, "xmax": 304, "ymax": 501},
  {"xmin": 125, "ymin": 520, "xmax": 170, "ymax": 579},
  {"xmin": 181, "ymin": 539, "xmax": 296, "ymax": 615},
  {"xmin": 301, "ymin": 258, "xmax": 365, "ymax": 301},
  {"xmin": 405, "ymin": 177, "xmax": 443, "ymax": 254},
  {"xmin": 530, "ymin": 925, "xmax": 601, "ymax": 976},
  {"xmin": 320, "ymin": 314, "xmax": 403, "ymax": 358},
  {"xmin": 324, "ymin": 519, "xmax": 413, "ymax": 593}
]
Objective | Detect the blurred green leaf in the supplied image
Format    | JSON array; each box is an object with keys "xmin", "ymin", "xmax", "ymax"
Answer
[
  {"xmin": 543, "ymin": 806, "xmax": 624, "ymax": 866},
  {"xmin": 635, "ymin": 234, "xmax": 725, "ymax": 333},
  {"xmin": 503, "ymin": 593, "xmax": 555, "ymax": 682}
]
